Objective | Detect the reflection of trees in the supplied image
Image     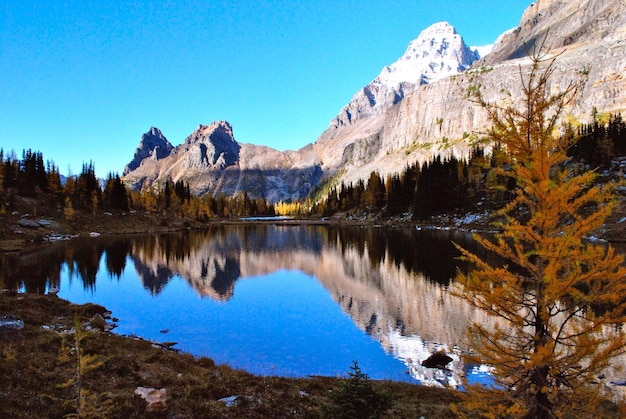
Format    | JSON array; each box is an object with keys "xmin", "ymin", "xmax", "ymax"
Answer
[
  {"xmin": 105, "ymin": 239, "xmax": 131, "ymax": 278},
  {"xmin": 326, "ymin": 226, "xmax": 488, "ymax": 286},
  {"xmin": 68, "ymin": 239, "xmax": 105, "ymax": 291},
  {"xmin": 0, "ymin": 249, "xmax": 64, "ymax": 293},
  {"xmin": 0, "ymin": 224, "xmax": 500, "ymax": 298},
  {"xmin": 0, "ymin": 237, "xmax": 135, "ymax": 293}
]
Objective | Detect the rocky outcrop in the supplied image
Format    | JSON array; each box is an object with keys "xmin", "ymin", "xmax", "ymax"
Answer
[{"xmin": 123, "ymin": 127, "xmax": 173, "ymax": 175}]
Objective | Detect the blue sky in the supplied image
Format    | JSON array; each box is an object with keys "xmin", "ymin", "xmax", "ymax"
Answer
[{"xmin": 1, "ymin": 0, "xmax": 530, "ymax": 177}]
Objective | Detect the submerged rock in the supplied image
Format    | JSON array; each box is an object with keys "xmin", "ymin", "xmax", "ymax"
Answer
[{"xmin": 421, "ymin": 350, "xmax": 453, "ymax": 369}]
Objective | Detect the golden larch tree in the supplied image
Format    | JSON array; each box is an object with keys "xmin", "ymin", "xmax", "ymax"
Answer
[{"xmin": 453, "ymin": 50, "xmax": 626, "ymax": 418}]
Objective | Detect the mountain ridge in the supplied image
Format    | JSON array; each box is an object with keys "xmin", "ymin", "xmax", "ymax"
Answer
[{"xmin": 123, "ymin": 0, "xmax": 626, "ymax": 202}]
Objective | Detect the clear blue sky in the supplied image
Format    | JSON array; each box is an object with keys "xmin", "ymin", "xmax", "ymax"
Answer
[{"xmin": 1, "ymin": 0, "xmax": 530, "ymax": 177}]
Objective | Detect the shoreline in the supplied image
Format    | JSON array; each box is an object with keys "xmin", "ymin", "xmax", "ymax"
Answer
[{"xmin": 0, "ymin": 290, "xmax": 461, "ymax": 417}]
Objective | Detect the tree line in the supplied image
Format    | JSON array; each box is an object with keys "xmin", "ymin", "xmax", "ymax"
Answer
[
  {"xmin": 1, "ymin": 111, "xmax": 623, "ymax": 223},
  {"xmin": 567, "ymin": 112, "xmax": 626, "ymax": 167},
  {"xmin": 310, "ymin": 145, "xmax": 513, "ymax": 220},
  {"xmin": 309, "ymin": 112, "xmax": 625, "ymax": 221},
  {"xmin": 0, "ymin": 149, "xmax": 275, "ymax": 219}
]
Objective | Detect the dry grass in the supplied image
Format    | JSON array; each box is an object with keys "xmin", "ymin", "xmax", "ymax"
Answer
[{"xmin": 0, "ymin": 291, "xmax": 460, "ymax": 418}]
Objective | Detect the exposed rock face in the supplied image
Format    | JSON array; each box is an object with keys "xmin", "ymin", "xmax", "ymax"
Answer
[
  {"xmin": 123, "ymin": 127, "xmax": 173, "ymax": 175},
  {"xmin": 314, "ymin": 0, "xmax": 626, "ymax": 187},
  {"xmin": 181, "ymin": 121, "xmax": 240, "ymax": 169},
  {"xmin": 316, "ymin": 22, "xmax": 481, "ymax": 173},
  {"xmin": 123, "ymin": 121, "xmax": 322, "ymax": 202},
  {"xmin": 123, "ymin": 0, "xmax": 626, "ymax": 201},
  {"xmin": 483, "ymin": 0, "xmax": 626, "ymax": 65}
]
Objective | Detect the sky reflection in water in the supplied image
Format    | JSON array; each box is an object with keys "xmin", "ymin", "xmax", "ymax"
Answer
[
  {"xmin": 7, "ymin": 225, "xmax": 496, "ymax": 386},
  {"xmin": 60, "ymin": 261, "xmax": 411, "ymax": 381}
]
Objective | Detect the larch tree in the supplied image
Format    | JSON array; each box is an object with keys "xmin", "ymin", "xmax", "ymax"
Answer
[{"xmin": 452, "ymin": 49, "xmax": 626, "ymax": 418}]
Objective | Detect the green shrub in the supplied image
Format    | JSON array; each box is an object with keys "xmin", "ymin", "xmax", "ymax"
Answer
[{"xmin": 322, "ymin": 361, "xmax": 394, "ymax": 418}]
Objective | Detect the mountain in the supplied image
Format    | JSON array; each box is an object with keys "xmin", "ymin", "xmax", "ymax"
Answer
[
  {"xmin": 123, "ymin": 127, "xmax": 173, "ymax": 176},
  {"xmin": 314, "ymin": 21, "xmax": 481, "ymax": 177},
  {"xmin": 123, "ymin": 0, "xmax": 626, "ymax": 202},
  {"xmin": 123, "ymin": 22, "xmax": 481, "ymax": 200},
  {"xmin": 123, "ymin": 121, "xmax": 322, "ymax": 202},
  {"xmin": 312, "ymin": 0, "xmax": 626, "ymax": 186}
]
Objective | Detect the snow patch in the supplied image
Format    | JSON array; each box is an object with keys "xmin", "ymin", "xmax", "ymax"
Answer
[{"xmin": 373, "ymin": 21, "xmax": 479, "ymax": 88}]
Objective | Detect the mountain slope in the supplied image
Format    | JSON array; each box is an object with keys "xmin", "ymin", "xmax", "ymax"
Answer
[
  {"xmin": 123, "ymin": 121, "xmax": 322, "ymax": 202},
  {"xmin": 315, "ymin": 0, "xmax": 626, "ymax": 186},
  {"xmin": 123, "ymin": 0, "xmax": 626, "ymax": 202}
]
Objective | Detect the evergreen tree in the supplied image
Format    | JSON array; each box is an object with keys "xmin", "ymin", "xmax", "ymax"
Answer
[
  {"xmin": 17, "ymin": 149, "xmax": 47, "ymax": 196},
  {"xmin": 74, "ymin": 161, "xmax": 101, "ymax": 211},
  {"xmin": 102, "ymin": 172, "xmax": 129, "ymax": 211},
  {"xmin": 453, "ymin": 51, "xmax": 626, "ymax": 418},
  {"xmin": 2, "ymin": 150, "xmax": 19, "ymax": 189},
  {"xmin": 365, "ymin": 171, "xmax": 385, "ymax": 211}
]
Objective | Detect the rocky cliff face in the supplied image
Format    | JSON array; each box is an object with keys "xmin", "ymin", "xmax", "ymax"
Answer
[
  {"xmin": 123, "ymin": 121, "xmax": 322, "ymax": 202},
  {"xmin": 123, "ymin": 0, "xmax": 626, "ymax": 201},
  {"xmin": 123, "ymin": 127, "xmax": 173, "ymax": 175},
  {"xmin": 315, "ymin": 21, "xmax": 481, "ymax": 173},
  {"xmin": 315, "ymin": 0, "xmax": 626, "ymax": 186}
]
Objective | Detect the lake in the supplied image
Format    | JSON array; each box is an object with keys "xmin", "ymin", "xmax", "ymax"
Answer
[{"xmin": 1, "ymin": 224, "xmax": 497, "ymax": 387}]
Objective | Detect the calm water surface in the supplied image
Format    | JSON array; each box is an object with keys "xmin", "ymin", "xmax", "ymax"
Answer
[{"xmin": 2, "ymin": 224, "xmax": 496, "ymax": 386}]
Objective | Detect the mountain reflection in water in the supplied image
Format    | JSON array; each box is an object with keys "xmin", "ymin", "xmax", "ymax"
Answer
[{"xmin": 1, "ymin": 225, "xmax": 497, "ymax": 386}]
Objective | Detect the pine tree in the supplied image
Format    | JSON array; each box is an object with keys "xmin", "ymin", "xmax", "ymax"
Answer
[
  {"xmin": 365, "ymin": 171, "xmax": 385, "ymax": 211},
  {"xmin": 103, "ymin": 172, "xmax": 129, "ymax": 211},
  {"xmin": 453, "ymin": 50, "xmax": 626, "ymax": 418}
]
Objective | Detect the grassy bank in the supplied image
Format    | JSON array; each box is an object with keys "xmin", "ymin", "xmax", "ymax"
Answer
[{"xmin": 0, "ymin": 291, "xmax": 460, "ymax": 418}]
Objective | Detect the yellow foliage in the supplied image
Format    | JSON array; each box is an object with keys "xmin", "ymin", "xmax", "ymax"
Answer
[
  {"xmin": 63, "ymin": 197, "xmax": 74, "ymax": 221},
  {"xmin": 454, "ymin": 49, "xmax": 626, "ymax": 417}
]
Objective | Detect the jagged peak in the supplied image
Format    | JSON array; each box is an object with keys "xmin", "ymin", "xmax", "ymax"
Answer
[
  {"xmin": 374, "ymin": 21, "xmax": 479, "ymax": 87},
  {"xmin": 123, "ymin": 126, "xmax": 173, "ymax": 175},
  {"xmin": 145, "ymin": 126, "xmax": 165, "ymax": 138},
  {"xmin": 188, "ymin": 120, "xmax": 234, "ymax": 141}
]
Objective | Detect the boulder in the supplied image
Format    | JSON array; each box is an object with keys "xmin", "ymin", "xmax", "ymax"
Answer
[
  {"xmin": 421, "ymin": 350, "xmax": 453, "ymax": 369},
  {"xmin": 17, "ymin": 219, "xmax": 40, "ymax": 228},
  {"xmin": 134, "ymin": 387, "xmax": 167, "ymax": 412}
]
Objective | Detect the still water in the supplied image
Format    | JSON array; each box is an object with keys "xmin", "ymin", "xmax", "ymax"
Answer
[{"xmin": 1, "ymin": 224, "xmax": 495, "ymax": 386}]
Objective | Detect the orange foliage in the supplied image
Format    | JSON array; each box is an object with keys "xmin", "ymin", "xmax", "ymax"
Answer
[{"xmin": 453, "ymin": 50, "xmax": 626, "ymax": 418}]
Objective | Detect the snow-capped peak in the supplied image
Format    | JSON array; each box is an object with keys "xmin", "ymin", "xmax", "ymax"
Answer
[{"xmin": 374, "ymin": 21, "xmax": 480, "ymax": 87}]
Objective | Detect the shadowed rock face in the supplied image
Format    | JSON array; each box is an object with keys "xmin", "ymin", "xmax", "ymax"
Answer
[
  {"xmin": 123, "ymin": 127, "xmax": 173, "ymax": 175},
  {"xmin": 123, "ymin": 0, "xmax": 626, "ymax": 201},
  {"xmin": 123, "ymin": 121, "xmax": 323, "ymax": 201}
]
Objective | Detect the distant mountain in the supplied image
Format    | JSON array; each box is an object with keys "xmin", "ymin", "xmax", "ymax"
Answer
[
  {"xmin": 312, "ymin": 0, "xmax": 626, "ymax": 187},
  {"xmin": 123, "ymin": 127, "xmax": 173, "ymax": 175},
  {"xmin": 123, "ymin": 0, "xmax": 626, "ymax": 202},
  {"xmin": 123, "ymin": 121, "xmax": 321, "ymax": 202}
]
